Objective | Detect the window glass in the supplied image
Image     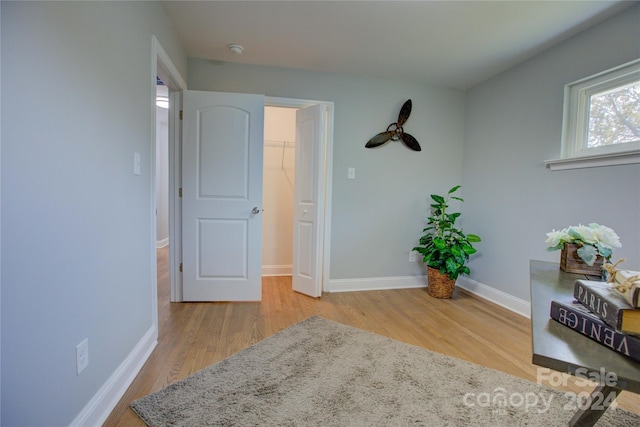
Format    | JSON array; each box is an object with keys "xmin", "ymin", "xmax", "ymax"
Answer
[{"xmin": 587, "ymin": 81, "xmax": 640, "ymax": 148}]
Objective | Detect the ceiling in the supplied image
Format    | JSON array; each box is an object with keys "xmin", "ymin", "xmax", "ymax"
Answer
[{"xmin": 161, "ymin": 1, "xmax": 634, "ymax": 90}]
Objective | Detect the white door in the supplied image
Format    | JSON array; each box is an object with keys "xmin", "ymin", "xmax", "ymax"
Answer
[
  {"xmin": 182, "ymin": 90, "xmax": 264, "ymax": 301},
  {"xmin": 292, "ymin": 104, "xmax": 328, "ymax": 297}
]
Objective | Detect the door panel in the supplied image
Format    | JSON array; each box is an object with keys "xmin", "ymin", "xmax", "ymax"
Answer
[
  {"xmin": 198, "ymin": 106, "xmax": 249, "ymax": 198},
  {"xmin": 297, "ymin": 222, "xmax": 313, "ymax": 278},
  {"xmin": 198, "ymin": 219, "xmax": 247, "ymax": 278},
  {"xmin": 182, "ymin": 90, "xmax": 264, "ymax": 301},
  {"xmin": 292, "ymin": 104, "xmax": 327, "ymax": 297}
]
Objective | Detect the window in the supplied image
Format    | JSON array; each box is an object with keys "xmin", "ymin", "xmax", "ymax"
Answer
[{"xmin": 546, "ymin": 59, "xmax": 640, "ymax": 170}]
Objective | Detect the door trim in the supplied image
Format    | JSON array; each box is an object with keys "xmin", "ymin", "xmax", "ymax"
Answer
[{"xmin": 152, "ymin": 36, "xmax": 187, "ymax": 309}]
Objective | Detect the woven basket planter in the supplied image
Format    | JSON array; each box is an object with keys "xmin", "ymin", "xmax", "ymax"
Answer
[
  {"xmin": 427, "ymin": 267, "xmax": 456, "ymax": 299},
  {"xmin": 560, "ymin": 243, "xmax": 604, "ymax": 276}
]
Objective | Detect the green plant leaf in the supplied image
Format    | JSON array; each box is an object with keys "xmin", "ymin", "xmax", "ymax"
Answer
[
  {"xmin": 596, "ymin": 242, "xmax": 612, "ymax": 259},
  {"xmin": 567, "ymin": 228, "xmax": 584, "ymax": 242},
  {"xmin": 447, "ymin": 213, "xmax": 461, "ymax": 223},
  {"xmin": 448, "ymin": 185, "xmax": 461, "ymax": 194},
  {"xmin": 431, "ymin": 194, "xmax": 445, "ymax": 204},
  {"xmin": 576, "ymin": 245, "xmax": 598, "ymax": 266},
  {"xmin": 445, "ymin": 258, "xmax": 459, "ymax": 273},
  {"xmin": 461, "ymin": 245, "xmax": 477, "ymax": 255},
  {"xmin": 466, "ymin": 234, "xmax": 481, "ymax": 243}
]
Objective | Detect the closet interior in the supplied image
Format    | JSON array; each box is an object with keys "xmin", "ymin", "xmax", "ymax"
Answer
[{"xmin": 262, "ymin": 106, "xmax": 298, "ymax": 277}]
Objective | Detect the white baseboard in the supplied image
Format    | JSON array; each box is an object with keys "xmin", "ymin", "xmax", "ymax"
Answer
[
  {"xmin": 69, "ymin": 326, "xmax": 158, "ymax": 427},
  {"xmin": 326, "ymin": 275, "xmax": 427, "ymax": 293},
  {"xmin": 326, "ymin": 275, "xmax": 530, "ymax": 319},
  {"xmin": 456, "ymin": 276, "xmax": 531, "ymax": 319},
  {"xmin": 262, "ymin": 265, "xmax": 292, "ymax": 276},
  {"xmin": 156, "ymin": 237, "xmax": 169, "ymax": 248}
]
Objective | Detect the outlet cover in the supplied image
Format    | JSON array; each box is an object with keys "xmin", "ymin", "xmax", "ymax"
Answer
[
  {"xmin": 133, "ymin": 152, "xmax": 141, "ymax": 176},
  {"xmin": 76, "ymin": 338, "xmax": 89, "ymax": 375}
]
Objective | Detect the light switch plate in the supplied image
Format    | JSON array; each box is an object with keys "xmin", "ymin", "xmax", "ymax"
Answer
[
  {"xmin": 134, "ymin": 152, "xmax": 141, "ymax": 176},
  {"xmin": 348, "ymin": 167, "xmax": 355, "ymax": 179}
]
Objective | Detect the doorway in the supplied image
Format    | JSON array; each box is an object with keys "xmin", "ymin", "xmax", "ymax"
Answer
[
  {"xmin": 262, "ymin": 106, "xmax": 297, "ymax": 277},
  {"xmin": 151, "ymin": 36, "xmax": 187, "ymax": 334},
  {"xmin": 157, "ymin": 87, "xmax": 333, "ymax": 302},
  {"xmin": 155, "ymin": 80, "xmax": 171, "ymax": 320}
]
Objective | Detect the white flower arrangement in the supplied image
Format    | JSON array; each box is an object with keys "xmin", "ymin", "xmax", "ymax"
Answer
[{"xmin": 545, "ymin": 223, "xmax": 621, "ymax": 266}]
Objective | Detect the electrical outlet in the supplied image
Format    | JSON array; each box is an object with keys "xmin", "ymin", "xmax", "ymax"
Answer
[
  {"xmin": 409, "ymin": 251, "xmax": 416, "ymax": 262},
  {"xmin": 76, "ymin": 338, "xmax": 89, "ymax": 375}
]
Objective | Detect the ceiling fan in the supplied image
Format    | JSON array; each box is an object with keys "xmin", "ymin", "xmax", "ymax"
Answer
[{"xmin": 365, "ymin": 99, "xmax": 421, "ymax": 151}]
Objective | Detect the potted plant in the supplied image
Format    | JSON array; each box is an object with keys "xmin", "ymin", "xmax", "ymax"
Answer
[
  {"xmin": 545, "ymin": 223, "xmax": 621, "ymax": 275},
  {"xmin": 412, "ymin": 185, "xmax": 481, "ymax": 298}
]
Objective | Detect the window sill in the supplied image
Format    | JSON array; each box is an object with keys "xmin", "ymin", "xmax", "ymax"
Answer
[{"xmin": 544, "ymin": 150, "xmax": 640, "ymax": 171}]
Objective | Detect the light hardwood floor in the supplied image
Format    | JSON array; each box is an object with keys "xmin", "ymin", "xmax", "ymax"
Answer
[{"xmin": 104, "ymin": 247, "xmax": 639, "ymax": 426}]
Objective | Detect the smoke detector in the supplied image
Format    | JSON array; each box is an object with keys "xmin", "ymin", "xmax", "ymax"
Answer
[{"xmin": 228, "ymin": 44, "xmax": 244, "ymax": 55}]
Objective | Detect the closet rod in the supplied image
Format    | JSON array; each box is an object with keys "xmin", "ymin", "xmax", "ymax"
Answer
[{"xmin": 264, "ymin": 139, "xmax": 295, "ymax": 147}]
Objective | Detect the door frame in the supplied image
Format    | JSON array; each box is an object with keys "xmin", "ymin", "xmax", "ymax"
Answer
[
  {"xmin": 151, "ymin": 36, "xmax": 187, "ymax": 314},
  {"xmin": 160, "ymin": 87, "xmax": 333, "ymax": 301},
  {"xmin": 267, "ymin": 97, "xmax": 334, "ymax": 298}
]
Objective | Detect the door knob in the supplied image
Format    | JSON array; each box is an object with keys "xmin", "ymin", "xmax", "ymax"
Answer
[{"xmin": 251, "ymin": 207, "xmax": 262, "ymax": 214}]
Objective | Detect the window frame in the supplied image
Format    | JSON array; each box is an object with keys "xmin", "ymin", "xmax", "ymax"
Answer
[{"xmin": 546, "ymin": 58, "xmax": 640, "ymax": 171}]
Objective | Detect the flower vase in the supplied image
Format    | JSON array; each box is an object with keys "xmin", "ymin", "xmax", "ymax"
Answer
[
  {"xmin": 427, "ymin": 267, "xmax": 456, "ymax": 299},
  {"xmin": 560, "ymin": 243, "xmax": 604, "ymax": 276}
]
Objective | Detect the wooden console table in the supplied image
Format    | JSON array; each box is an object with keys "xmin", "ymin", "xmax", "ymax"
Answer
[{"xmin": 530, "ymin": 260, "xmax": 640, "ymax": 426}]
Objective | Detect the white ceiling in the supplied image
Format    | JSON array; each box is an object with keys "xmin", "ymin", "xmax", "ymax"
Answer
[{"xmin": 161, "ymin": 1, "xmax": 634, "ymax": 90}]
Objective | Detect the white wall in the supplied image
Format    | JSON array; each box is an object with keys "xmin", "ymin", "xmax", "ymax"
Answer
[
  {"xmin": 1, "ymin": 2, "xmax": 186, "ymax": 425},
  {"xmin": 188, "ymin": 60, "xmax": 466, "ymax": 283},
  {"xmin": 262, "ymin": 106, "xmax": 296, "ymax": 275},
  {"xmin": 462, "ymin": 4, "xmax": 640, "ymax": 302}
]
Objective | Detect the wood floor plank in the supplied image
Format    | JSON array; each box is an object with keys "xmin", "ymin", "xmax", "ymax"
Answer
[{"xmin": 102, "ymin": 247, "xmax": 639, "ymax": 426}]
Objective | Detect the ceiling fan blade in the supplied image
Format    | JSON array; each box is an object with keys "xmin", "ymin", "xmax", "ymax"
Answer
[
  {"xmin": 366, "ymin": 131, "xmax": 393, "ymax": 148},
  {"xmin": 400, "ymin": 132, "xmax": 421, "ymax": 151},
  {"xmin": 397, "ymin": 99, "xmax": 412, "ymax": 127}
]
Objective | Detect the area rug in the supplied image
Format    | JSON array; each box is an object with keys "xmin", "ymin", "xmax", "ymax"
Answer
[{"xmin": 131, "ymin": 315, "xmax": 640, "ymax": 426}]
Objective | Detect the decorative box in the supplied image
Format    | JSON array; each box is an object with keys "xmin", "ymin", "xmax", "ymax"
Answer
[{"xmin": 560, "ymin": 243, "xmax": 603, "ymax": 276}]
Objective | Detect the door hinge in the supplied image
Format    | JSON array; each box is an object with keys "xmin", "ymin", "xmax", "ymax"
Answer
[
  {"xmin": 179, "ymin": 110, "xmax": 183, "ymax": 120},
  {"xmin": 179, "ymin": 262, "xmax": 183, "ymax": 272},
  {"xmin": 179, "ymin": 188, "xmax": 182, "ymax": 198}
]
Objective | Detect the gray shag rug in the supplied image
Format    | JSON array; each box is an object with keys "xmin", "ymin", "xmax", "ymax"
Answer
[{"xmin": 131, "ymin": 315, "xmax": 640, "ymax": 426}]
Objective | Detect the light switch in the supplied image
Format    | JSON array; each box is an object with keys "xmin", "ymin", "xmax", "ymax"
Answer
[
  {"xmin": 134, "ymin": 152, "xmax": 141, "ymax": 176},
  {"xmin": 348, "ymin": 167, "xmax": 356, "ymax": 179}
]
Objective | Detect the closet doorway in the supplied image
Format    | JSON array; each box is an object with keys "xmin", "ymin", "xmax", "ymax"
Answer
[{"xmin": 262, "ymin": 106, "xmax": 297, "ymax": 278}]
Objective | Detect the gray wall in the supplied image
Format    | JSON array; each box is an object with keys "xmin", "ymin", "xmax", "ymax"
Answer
[
  {"xmin": 1, "ymin": 1, "xmax": 639, "ymax": 425},
  {"xmin": 188, "ymin": 60, "xmax": 466, "ymax": 280},
  {"xmin": 1, "ymin": 2, "xmax": 186, "ymax": 425},
  {"xmin": 462, "ymin": 4, "xmax": 640, "ymax": 302}
]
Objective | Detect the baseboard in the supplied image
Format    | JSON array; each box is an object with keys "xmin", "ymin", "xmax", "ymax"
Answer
[
  {"xmin": 156, "ymin": 237, "xmax": 169, "ymax": 249},
  {"xmin": 326, "ymin": 275, "xmax": 531, "ymax": 319},
  {"xmin": 326, "ymin": 275, "xmax": 427, "ymax": 293},
  {"xmin": 69, "ymin": 326, "xmax": 158, "ymax": 427},
  {"xmin": 262, "ymin": 265, "xmax": 292, "ymax": 276},
  {"xmin": 456, "ymin": 276, "xmax": 531, "ymax": 319}
]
